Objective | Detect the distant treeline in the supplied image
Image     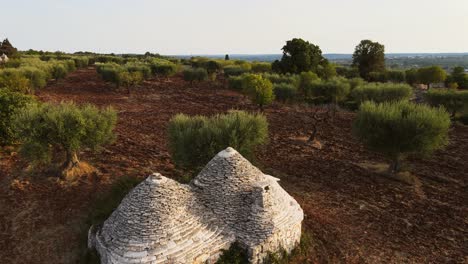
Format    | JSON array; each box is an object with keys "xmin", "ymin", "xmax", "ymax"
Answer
[{"xmin": 175, "ymin": 53, "xmax": 468, "ymax": 70}]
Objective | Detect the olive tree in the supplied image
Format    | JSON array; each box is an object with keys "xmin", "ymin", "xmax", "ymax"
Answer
[
  {"xmin": 13, "ymin": 102, "xmax": 117, "ymax": 179},
  {"xmin": 351, "ymin": 83, "xmax": 413, "ymax": 104},
  {"xmin": 425, "ymin": 89, "xmax": 468, "ymax": 118},
  {"xmin": 241, "ymin": 74, "xmax": 274, "ymax": 110},
  {"xmin": 353, "ymin": 101, "xmax": 450, "ymax": 173},
  {"xmin": 168, "ymin": 111, "xmax": 268, "ymax": 172},
  {"xmin": 0, "ymin": 89, "xmax": 35, "ymax": 145},
  {"xmin": 417, "ymin": 66, "xmax": 447, "ymax": 88},
  {"xmin": 119, "ymin": 71, "xmax": 143, "ymax": 95}
]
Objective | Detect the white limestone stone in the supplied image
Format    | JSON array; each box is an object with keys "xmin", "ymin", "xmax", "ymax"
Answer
[{"xmin": 89, "ymin": 147, "xmax": 304, "ymax": 264}]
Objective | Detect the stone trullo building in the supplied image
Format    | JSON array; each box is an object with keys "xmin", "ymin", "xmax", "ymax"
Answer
[{"xmin": 88, "ymin": 147, "xmax": 304, "ymax": 264}]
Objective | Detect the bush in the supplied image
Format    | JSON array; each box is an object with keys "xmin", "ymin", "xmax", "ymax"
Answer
[
  {"xmin": 51, "ymin": 63, "xmax": 68, "ymax": 80},
  {"xmin": 353, "ymin": 101, "xmax": 450, "ymax": 173},
  {"xmin": 251, "ymin": 62, "xmax": 272, "ymax": 73},
  {"xmin": 348, "ymin": 77, "xmax": 365, "ymax": 90},
  {"xmin": 119, "ymin": 71, "xmax": 143, "ymax": 94},
  {"xmin": 96, "ymin": 63, "xmax": 124, "ymax": 86},
  {"xmin": 183, "ymin": 67, "xmax": 208, "ymax": 84},
  {"xmin": 368, "ymin": 71, "xmax": 388, "ymax": 83},
  {"xmin": 13, "ymin": 102, "xmax": 117, "ymax": 177},
  {"xmin": 317, "ymin": 62, "xmax": 337, "ymax": 80},
  {"xmin": 0, "ymin": 89, "xmax": 35, "ymax": 145},
  {"xmin": 405, "ymin": 68, "xmax": 419, "ymax": 85},
  {"xmin": 0, "ymin": 69, "xmax": 32, "ymax": 93},
  {"xmin": 150, "ymin": 62, "xmax": 177, "ymax": 78},
  {"xmin": 242, "ymin": 74, "xmax": 274, "ymax": 109},
  {"xmin": 224, "ymin": 65, "xmax": 248, "ymax": 77},
  {"xmin": 168, "ymin": 111, "xmax": 268, "ymax": 171},
  {"xmin": 425, "ymin": 89, "xmax": 468, "ymax": 117},
  {"xmin": 336, "ymin": 66, "xmax": 360, "ymax": 78},
  {"xmin": 263, "ymin": 73, "xmax": 300, "ymax": 87},
  {"xmin": 387, "ymin": 70, "xmax": 406, "ymax": 83},
  {"xmin": 73, "ymin": 57, "xmax": 90, "ymax": 68},
  {"xmin": 305, "ymin": 78, "xmax": 350, "ymax": 105},
  {"xmin": 228, "ymin": 75, "xmax": 244, "ymax": 91},
  {"xmin": 274, "ymin": 83, "xmax": 297, "ymax": 102},
  {"xmin": 19, "ymin": 66, "xmax": 48, "ymax": 89},
  {"xmin": 418, "ymin": 66, "xmax": 447, "ymax": 87},
  {"xmin": 64, "ymin": 59, "xmax": 76, "ymax": 72},
  {"xmin": 299, "ymin": 71, "xmax": 319, "ymax": 94},
  {"xmin": 351, "ymin": 83, "xmax": 413, "ymax": 104},
  {"xmin": 125, "ymin": 62, "xmax": 152, "ymax": 79}
]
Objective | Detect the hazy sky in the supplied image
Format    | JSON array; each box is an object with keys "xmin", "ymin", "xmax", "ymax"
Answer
[{"xmin": 2, "ymin": 0, "xmax": 468, "ymax": 54}]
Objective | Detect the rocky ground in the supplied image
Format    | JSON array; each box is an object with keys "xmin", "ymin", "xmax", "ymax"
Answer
[{"xmin": 0, "ymin": 68, "xmax": 466, "ymax": 263}]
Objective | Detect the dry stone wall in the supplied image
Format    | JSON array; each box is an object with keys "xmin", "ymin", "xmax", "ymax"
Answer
[{"xmin": 89, "ymin": 147, "xmax": 304, "ymax": 264}]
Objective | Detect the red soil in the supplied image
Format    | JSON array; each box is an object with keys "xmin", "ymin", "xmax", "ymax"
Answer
[{"xmin": 0, "ymin": 68, "xmax": 466, "ymax": 263}]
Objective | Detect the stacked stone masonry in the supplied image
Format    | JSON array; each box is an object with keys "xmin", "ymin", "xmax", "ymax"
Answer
[{"xmin": 89, "ymin": 147, "xmax": 304, "ymax": 263}]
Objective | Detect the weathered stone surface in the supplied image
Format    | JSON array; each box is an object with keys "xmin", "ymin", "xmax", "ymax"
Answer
[{"xmin": 89, "ymin": 147, "xmax": 304, "ymax": 264}]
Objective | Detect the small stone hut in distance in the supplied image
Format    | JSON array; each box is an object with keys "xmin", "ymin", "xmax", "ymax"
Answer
[{"xmin": 88, "ymin": 147, "xmax": 304, "ymax": 264}]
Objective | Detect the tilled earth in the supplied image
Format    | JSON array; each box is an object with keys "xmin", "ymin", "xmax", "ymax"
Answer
[{"xmin": 0, "ymin": 68, "xmax": 466, "ymax": 263}]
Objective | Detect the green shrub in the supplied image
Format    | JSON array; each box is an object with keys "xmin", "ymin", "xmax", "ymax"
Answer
[
  {"xmin": 183, "ymin": 67, "xmax": 208, "ymax": 84},
  {"xmin": 150, "ymin": 60, "xmax": 178, "ymax": 78},
  {"xmin": 168, "ymin": 111, "xmax": 268, "ymax": 171},
  {"xmin": 0, "ymin": 69, "xmax": 32, "ymax": 93},
  {"xmin": 425, "ymin": 89, "xmax": 468, "ymax": 117},
  {"xmin": 64, "ymin": 59, "xmax": 76, "ymax": 72},
  {"xmin": 368, "ymin": 71, "xmax": 388, "ymax": 82},
  {"xmin": 3, "ymin": 59, "xmax": 21, "ymax": 68},
  {"xmin": 336, "ymin": 66, "xmax": 360, "ymax": 78},
  {"xmin": 125, "ymin": 62, "xmax": 152, "ymax": 79},
  {"xmin": 351, "ymin": 83, "xmax": 413, "ymax": 104},
  {"xmin": 51, "ymin": 63, "xmax": 68, "ymax": 80},
  {"xmin": 348, "ymin": 77, "xmax": 365, "ymax": 90},
  {"xmin": 299, "ymin": 71, "xmax": 320, "ymax": 94},
  {"xmin": 13, "ymin": 102, "xmax": 117, "ymax": 176},
  {"xmin": 353, "ymin": 101, "xmax": 450, "ymax": 173},
  {"xmin": 317, "ymin": 62, "xmax": 337, "ymax": 80},
  {"xmin": 224, "ymin": 65, "xmax": 248, "ymax": 77},
  {"xmin": 305, "ymin": 78, "xmax": 350, "ymax": 105},
  {"xmin": 119, "ymin": 71, "xmax": 143, "ymax": 94},
  {"xmin": 19, "ymin": 66, "xmax": 48, "ymax": 89},
  {"xmin": 96, "ymin": 63, "xmax": 124, "ymax": 86},
  {"xmin": 242, "ymin": 74, "xmax": 275, "ymax": 109},
  {"xmin": 251, "ymin": 62, "xmax": 272, "ymax": 73},
  {"xmin": 274, "ymin": 83, "xmax": 297, "ymax": 102},
  {"xmin": 95, "ymin": 55, "xmax": 124, "ymax": 64},
  {"xmin": 73, "ymin": 57, "xmax": 90, "ymax": 68},
  {"xmin": 228, "ymin": 75, "xmax": 244, "ymax": 91},
  {"xmin": 0, "ymin": 89, "xmax": 35, "ymax": 145},
  {"xmin": 263, "ymin": 73, "xmax": 300, "ymax": 87},
  {"xmin": 418, "ymin": 66, "xmax": 447, "ymax": 87},
  {"xmin": 387, "ymin": 70, "xmax": 406, "ymax": 83}
]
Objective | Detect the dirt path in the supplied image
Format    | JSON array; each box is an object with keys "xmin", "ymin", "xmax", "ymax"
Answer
[{"xmin": 1, "ymin": 68, "xmax": 466, "ymax": 263}]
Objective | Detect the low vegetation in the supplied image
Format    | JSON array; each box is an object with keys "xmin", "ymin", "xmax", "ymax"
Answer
[
  {"xmin": 13, "ymin": 102, "xmax": 117, "ymax": 179},
  {"xmin": 0, "ymin": 89, "xmax": 36, "ymax": 145},
  {"xmin": 168, "ymin": 111, "xmax": 268, "ymax": 172},
  {"xmin": 425, "ymin": 89, "xmax": 468, "ymax": 118},
  {"xmin": 353, "ymin": 100, "xmax": 450, "ymax": 173},
  {"xmin": 351, "ymin": 83, "xmax": 413, "ymax": 104}
]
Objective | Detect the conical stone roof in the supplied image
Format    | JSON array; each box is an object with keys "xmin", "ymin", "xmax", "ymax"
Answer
[
  {"xmin": 92, "ymin": 173, "xmax": 234, "ymax": 264},
  {"xmin": 89, "ymin": 148, "xmax": 303, "ymax": 264},
  {"xmin": 191, "ymin": 147, "xmax": 303, "ymax": 249}
]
